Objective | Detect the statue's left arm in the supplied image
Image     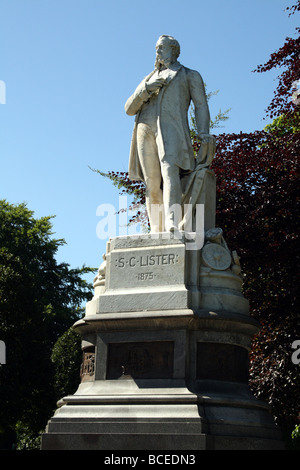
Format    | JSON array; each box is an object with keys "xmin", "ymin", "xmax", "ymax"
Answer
[
  {"xmin": 187, "ymin": 69, "xmax": 210, "ymax": 138},
  {"xmin": 188, "ymin": 69, "xmax": 216, "ymax": 165}
]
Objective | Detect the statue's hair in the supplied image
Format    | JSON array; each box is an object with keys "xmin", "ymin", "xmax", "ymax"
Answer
[{"xmin": 157, "ymin": 35, "xmax": 180, "ymax": 59}]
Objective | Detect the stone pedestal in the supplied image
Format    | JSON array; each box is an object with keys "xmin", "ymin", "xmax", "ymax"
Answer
[{"xmin": 41, "ymin": 233, "xmax": 283, "ymax": 450}]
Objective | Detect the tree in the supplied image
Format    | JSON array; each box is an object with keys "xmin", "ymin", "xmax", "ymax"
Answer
[
  {"xmin": 214, "ymin": 123, "xmax": 299, "ymax": 437},
  {"xmin": 91, "ymin": 2, "xmax": 300, "ymax": 440},
  {"xmin": 253, "ymin": 3, "xmax": 300, "ymax": 120},
  {"xmin": 51, "ymin": 328, "xmax": 82, "ymax": 401},
  {"xmin": 0, "ymin": 200, "xmax": 94, "ymax": 448}
]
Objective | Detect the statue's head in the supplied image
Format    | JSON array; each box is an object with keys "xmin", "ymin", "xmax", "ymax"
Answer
[{"xmin": 155, "ymin": 35, "xmax": 180, "ymax": 69}]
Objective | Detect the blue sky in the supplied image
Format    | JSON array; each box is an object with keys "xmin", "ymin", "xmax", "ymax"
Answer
[{"xmin": 1, "ymin": 0, "xmax": 299, "ymax": 287}]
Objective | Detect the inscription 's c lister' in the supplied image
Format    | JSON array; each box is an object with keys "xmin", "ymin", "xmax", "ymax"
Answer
[{"xmin": 115, "ymin": 253, "xmax": 179, "ymax": 269}]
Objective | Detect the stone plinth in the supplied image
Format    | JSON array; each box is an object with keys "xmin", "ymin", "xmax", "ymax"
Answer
[{"xmin": 41, "ymin": 233, "xmax": 283, "ymax": 450}]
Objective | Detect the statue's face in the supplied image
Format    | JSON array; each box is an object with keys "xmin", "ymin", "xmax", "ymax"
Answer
[{"xmin": 155, "ymin": 38, "xmax": 173, "ymax": 66}]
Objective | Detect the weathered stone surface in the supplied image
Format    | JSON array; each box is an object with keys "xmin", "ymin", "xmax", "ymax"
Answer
[
  {"xmin": 125, "ymin": 35, "xmax": 216, "ymax": 233},
  {"xmin": 41, "ymin": 306, "xmax": 283, "ymax": 450},
  {"xmin": 108, "ymin": 244, "xmax": 184, "ymax": 289},
  {"xmin": 85, "ymin": 232, "xmax": 249, "ymax": 316}
]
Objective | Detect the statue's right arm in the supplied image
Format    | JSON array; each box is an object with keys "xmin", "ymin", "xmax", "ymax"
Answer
[{"xmin": 125, "ymin": 80, "xmax": 151, "ymax": 116}]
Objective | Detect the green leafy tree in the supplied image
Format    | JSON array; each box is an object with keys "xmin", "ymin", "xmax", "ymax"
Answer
[
  {"xmin": 51, "ymin": 328, "xmax": 82, "ymax": 400},
  {"xmin": 0, "ymin": 200, "xmax": 94, "ymax": 448}
]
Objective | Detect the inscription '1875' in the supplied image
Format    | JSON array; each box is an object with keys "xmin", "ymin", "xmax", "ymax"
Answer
[{"xmin": 114, "ymin": 253, "xmax": 179, "ymax": 269}]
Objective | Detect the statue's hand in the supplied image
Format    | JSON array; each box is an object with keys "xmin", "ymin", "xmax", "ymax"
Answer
[
  {"xmin": 146, "ymin": 76, "xmax": 166, "ymax": 94},
  {"xmin": 196, "ymin": 134, "xmax": 216, "ymax": 166},
  {"xmin": 198, "ymin": 133, "xmax": 215, "ymax": 145}
]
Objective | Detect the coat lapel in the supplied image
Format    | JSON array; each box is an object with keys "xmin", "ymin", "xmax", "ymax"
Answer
[
  {"xmin": 128, "ymin": 62, "xmax": 183, "ymax": 181},
  {"xmin": 158, "ymin": 61, "xmax": 183, "ymax": 85}
]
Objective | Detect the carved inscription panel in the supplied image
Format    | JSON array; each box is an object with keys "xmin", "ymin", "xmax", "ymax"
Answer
[
  {"xmin": 107, "ymin": 245, "xmax": 185, "ymax": 289},
  {"xmin": 106, "ymin": 341, "xmax": 174, "ymax": 379}
]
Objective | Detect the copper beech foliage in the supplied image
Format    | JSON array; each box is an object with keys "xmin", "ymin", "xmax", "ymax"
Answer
[
  {"xmin": 99, "ymin": 2, "xmax": 299, "ymax": 436},
  {"xmin": 254, "ymin": 2, "xmax": 300, "ymax": 119}
]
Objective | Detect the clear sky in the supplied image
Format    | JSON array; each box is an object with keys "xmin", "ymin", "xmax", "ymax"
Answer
[{"xmin": 1, "ymin": 0, "xmax": 299, "ymax": 287}]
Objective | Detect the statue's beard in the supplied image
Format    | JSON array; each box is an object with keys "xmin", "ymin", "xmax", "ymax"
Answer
[{"xmin": 154, "ymin": 54, "xmax": 174, "ymax": 71}]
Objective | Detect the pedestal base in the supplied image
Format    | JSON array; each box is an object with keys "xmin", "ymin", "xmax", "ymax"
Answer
[
  {"xmin": 41, "ymin": 234, "xmax": 283, "ymax": 450},
  {"xmin": 41, "ymin": 310, "xmax": 283, "ymax": 450}
]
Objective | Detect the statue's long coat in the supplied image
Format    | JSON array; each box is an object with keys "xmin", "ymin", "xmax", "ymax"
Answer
[{"xmin": 125, "ymin": 62, "xmax": 208, "ymax": 182}]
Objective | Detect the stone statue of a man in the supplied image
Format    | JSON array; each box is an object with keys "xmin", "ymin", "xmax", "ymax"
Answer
[{"xmin": 125, "ymin": 35, "xmax": 213, "ymax": 232}]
